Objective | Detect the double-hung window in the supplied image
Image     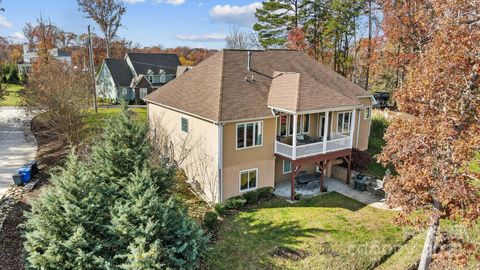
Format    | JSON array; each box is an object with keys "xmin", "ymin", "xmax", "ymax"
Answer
[
  {"xmin": 283, "ymin": 160, "xmax": 292, "ymax": 174},
  {"xmin": 181, "ymin": 117, "xmax": 189, "ymax": 133},
  {"xmin": 337, "ymin": 112, "xmax": 352, "ymax": 133},
  {"xmin": 240, "ymin": 168, "xmax": 257, "ymax": 191},
  {"xmin": 282, "ymin": 114, "xmax": 310, "ymax": 136},
  {"xmin": 237, "ymin": 121, "xmax": 263, "ymax": 149}
]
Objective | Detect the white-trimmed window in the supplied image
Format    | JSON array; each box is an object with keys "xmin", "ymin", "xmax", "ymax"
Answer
[
  {"xmin": 364, "ymin": 107, "xmax": 371, "ymax": 120},
  {"xmin": 282, "ymin": 114, "xmax": 310, "ymax": 136},
  {"xmin": 139, "ymin": 88, "xmax": 148, "ymax": 99},
  {"xmin": 283, "ymin": 160, "xmax": 292, "ymax": 174},
  {"xmin": 240, "ymin": 168, "xmax": 257, "ymax": 192},
  {"xmin": 237, "ymin": 121, "xmax": 263, "ymax": 149},
  {"xmin": 181, "ymin": 117, "xmax": 189, "ymax": 133},
  {"xmin": 337, "ymin": 112, "xmax": 352, "ymax": 133},
  {"xmin": 279, "ymin": 115, "xmax": 287, "ymax": 136}
]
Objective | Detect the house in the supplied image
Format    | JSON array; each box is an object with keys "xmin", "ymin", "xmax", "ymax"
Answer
[
  {"xmin": 144, "ymin": 49, "xmax": 374, "ymax": 203},
  {"xmin": 18, "ymin": 43, "xmax": 72, "ymax": 74},
  {"xmin": 96, "ymin": 52, "xmax": 181, "ymax": 103}
]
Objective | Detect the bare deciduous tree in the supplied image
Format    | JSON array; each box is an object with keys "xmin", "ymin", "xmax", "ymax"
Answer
[
  {"xmin": 225, "ymin": 25, "xmax": 256, "ymax": 50},
  {"xmin": 77, "ymin": 0, "xmax": 126, "ymax": 58},
  {"xmin": 22, "ymin": 60, "xmax": 92, "ymax": 144}
]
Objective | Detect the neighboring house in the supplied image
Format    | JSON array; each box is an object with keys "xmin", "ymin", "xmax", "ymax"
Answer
[
  {"xmin": 144, "ymin": 49, "xmax": 374, "ymax": 203},
  {"xmin": 18, "ymin": 43, "xmax": 72, "ymax": 74},
  {"xmin": 96, "ymin": 52, "xmax": 180, "ymax": 103}
]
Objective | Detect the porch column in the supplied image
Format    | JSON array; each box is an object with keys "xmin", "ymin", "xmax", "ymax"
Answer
[
  {"xmin": 343, "ymin": 155, "xmax": 352, "ymax": 185},
  {"xmin": 323, "ymin": 111, "xmax": 329, "ymax": 153},
  {"xmin": 350, "ymin": 108, "xmax": 357, "ymax": 148},
  {"xmin": 292, "ymin": 113, "xmax": 298, "ymax": 160},
  {"xmin": 291, "ymin": 164, "xmax": 301, "ymax": 200}
]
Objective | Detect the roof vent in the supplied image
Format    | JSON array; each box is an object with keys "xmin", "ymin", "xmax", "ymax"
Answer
[{"xmin": 247, "ymin": 51, "xmax": 251, "ymax": 71}]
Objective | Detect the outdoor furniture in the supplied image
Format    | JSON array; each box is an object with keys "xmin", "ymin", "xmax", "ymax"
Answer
[{"xmin": 372, "ymin": 179, "xmax": 385, "ymax": 197}]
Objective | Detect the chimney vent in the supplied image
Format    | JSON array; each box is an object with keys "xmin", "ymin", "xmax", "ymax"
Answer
[{"xmin": 247, "ymin": 51, "xmax": 251, "ymax": 71}]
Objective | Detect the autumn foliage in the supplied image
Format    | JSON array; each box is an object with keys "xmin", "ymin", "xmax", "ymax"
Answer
[{"xmin": 378, "ymin": 0, "xmax": 480, "ymax": 267}]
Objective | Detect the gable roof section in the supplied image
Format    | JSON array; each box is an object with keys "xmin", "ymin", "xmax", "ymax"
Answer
[
  {"xmin": 126, "ymin": 53, "xmax": 180, "ymax": 75},
  {"xmin": 145, "ymin": 50, "xmax": 371, "ymax": 122},
  {"xmin": 104, "ymin": 58, "xmax": 133, "ymax": 87}
]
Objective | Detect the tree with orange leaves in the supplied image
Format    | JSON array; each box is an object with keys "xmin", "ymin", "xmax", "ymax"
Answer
[{"xmin": 378, "ymin": 1, "xmax": 480, "ymax": 269}]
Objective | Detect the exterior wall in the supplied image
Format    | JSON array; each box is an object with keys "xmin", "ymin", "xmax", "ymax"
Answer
[
  {"xmin": 222, "ymin": 118, "xmax": 276, "ymax": 200},
  {"xmin": 355, "ymin": 98, "xmax": 373, "ymax": 151},
  {"xmin": 148, "ymin": 103, "xmax": 220, "ymax": 203},
  {"xmin": 96, "ymin": 63, "xmax": 117, "ymax": 100}
]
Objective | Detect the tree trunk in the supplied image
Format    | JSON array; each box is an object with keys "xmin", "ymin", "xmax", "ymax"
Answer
[
  {"xmin": 105, "ymin": 35, "xmax": 110, "ymax": 58},
  {"xmin": 365, "ymin": 0, "xmax": 372, "ymax": 91},
  {"xmin": 418, "ymin": 216, "xmax": 439, "ymax": 270}
]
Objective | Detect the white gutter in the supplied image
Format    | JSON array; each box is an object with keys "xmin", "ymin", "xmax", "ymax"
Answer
[
  {"xmin": 356, "ymin": 109, "xmax": 361, "ymax": 148},
  {"xmin": 144, "ymin": 99, "xmax": 219, "ymax": 124}
]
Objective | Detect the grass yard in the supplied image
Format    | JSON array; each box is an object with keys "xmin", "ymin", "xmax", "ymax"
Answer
[
  {"xmin": 0, "ymin": 84, "xmax": 23, "ymax": 106},
  {"xmin": 207, "ymin": 192, "xmax": 417, "ymax": 270},
  {"xmin": 82, "ymin": 107, "xmax": 147, "ymax": 142}
]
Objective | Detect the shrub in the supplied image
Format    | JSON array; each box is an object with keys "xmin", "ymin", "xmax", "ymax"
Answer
[
  {"xmin": 203, "ymin": 211, "xmax": 219, "ymax": 232},
  {"xmin": 242, "ymin": 189, "xmax": 260, "ymax": 204},
  {"xmin": 351, "ymin": 149, "xmax": 373, "ymax": 171},
  {"xmin": 370, "ymin": 114, "xmax": 390, "ymax": 139},
  {"xmin": 223, "ymin": 196, "xmax": 247, "ymax": 210},
  {"xmin": 214, "ymin": 203, "xmax": 227, "ymax": 216},
  {"xmin": 256, "ymin": 187, "xmax": 275, "ymax": 200},
  {"xmin": 7, "ymin": 67, "xmax": 19, "ymax": 84}
]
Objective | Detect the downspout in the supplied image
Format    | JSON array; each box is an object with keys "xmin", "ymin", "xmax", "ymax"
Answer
[
  {"xmin": 356, "ymin": 108, "xmax": 361, "ymax": 148},
  {"xmin": 217, "ymin": 123, "xmax": 224, "ymax": 203}
]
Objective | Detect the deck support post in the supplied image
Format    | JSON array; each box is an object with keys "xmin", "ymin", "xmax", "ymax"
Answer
[
  {"xmin": 343, "ymin": 155, "xmax": 352, "ymax": 185},
  {"xmin": 291, "ymin": 163, "xmax": 301, "ymax": 200},
  {"xmin": 315, "ymin": 160, "xmax": 329, "ymax": 193}
]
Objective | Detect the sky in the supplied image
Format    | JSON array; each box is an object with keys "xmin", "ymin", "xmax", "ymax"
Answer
[{"xmin": 0, "ymin": 0, "xmax": 262, "ymax": 49}]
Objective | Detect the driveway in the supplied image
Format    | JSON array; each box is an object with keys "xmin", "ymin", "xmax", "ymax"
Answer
[{"xmin": 0, "ymin": 107, "xmax": 37, "ymax": 197}]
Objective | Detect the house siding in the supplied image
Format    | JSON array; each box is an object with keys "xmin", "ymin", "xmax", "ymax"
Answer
[
  {"xmin": 148, "ymin": 103, "xmax": 220, "ymax": 203},
  {"xmin": 221, "ymin": 118, "xmax": 276, "ymax": 200},
  {"xmin": 96, "ymin": 63, "xmax": 117, "ymax": 100}
]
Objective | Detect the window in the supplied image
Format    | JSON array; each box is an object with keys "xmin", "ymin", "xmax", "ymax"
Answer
[
  {"xmin": 364, "ymin": 107, "xmax": 371, "ymax": 120},
  {"xmin": 283, "ymin": 160, "xmax": 292, "ymax": 174},
  {"xmin": 181, "ymin": 117, "xmax": 189, "ymax": 133},
  {"xmin": 302, "ymin": 114, "xmax": 310, "ymax": 133},
  {"xmin": 236, "ymin": 121, "xmax": 263, "ymax": 149},
  {"xmin": 139, "ymin": 88, "xmax": 148, "ymax": 99},
  {"xmin": 148, "ymin": 75, "xmax": 153, "ymax": 83},
  {"xmin": 337, "ymin": 112, "xmax": 352, "ymax": 133},
  {"xmin": 240, "ymin": 168, "xmax": 257, "ymax": 191},
  {"xmin": 279, "ymin": 115, "xmax": 287, "ymax": 136},
  {"xmin": 160, "ymin": 74, "xmax": 166, "ymax": 83}
]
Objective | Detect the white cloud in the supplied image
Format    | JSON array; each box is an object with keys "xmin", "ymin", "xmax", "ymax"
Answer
[
  {"xmin": 156, "ymin": 0, "xmax": 185, "ymax": 5},
  {"xmin": 209, "ymin": 2, "xmax": 261, "ymax": 27},
  {"xmin": 9, "ymin": 32, "xmax": 26, "ymax": 41},
  {"xmin": 121, "ymin": 0, "xmax": 146, "ymax": 3},
  {"xmin": 0, "ymin": 16, "xmax": 12, "ymax": 28},
  {"xmin": 176, "ymin": 33, "xmax": 225, "ymax": 42}
]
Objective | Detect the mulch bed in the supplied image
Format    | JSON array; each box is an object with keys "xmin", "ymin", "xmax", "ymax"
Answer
[{"xmin": 0, "ymin": 115, "xmax": 68, "ymax": 270}]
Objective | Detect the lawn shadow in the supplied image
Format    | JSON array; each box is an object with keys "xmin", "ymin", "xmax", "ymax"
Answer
[{"xmin": 261, "ymin": 192, "xmax": 367, "ymax": 212}]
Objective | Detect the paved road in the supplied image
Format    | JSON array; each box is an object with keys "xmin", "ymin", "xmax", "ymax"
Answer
[{"xmin": 0, "ymin": 107, "xmax": 37, "ymax": 197}]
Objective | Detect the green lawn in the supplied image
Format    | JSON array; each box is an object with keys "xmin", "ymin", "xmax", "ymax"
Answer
[
  {"xmin": 82, "ymin": 107, "xmax": 147, "ymax": 142},
  {"xmin": 0, "ymin": 83, "xmax": 23, "ymax": 106},
  {"xmin": 207, "ymin": 192, "xmax": 417, "ymax": 270}
]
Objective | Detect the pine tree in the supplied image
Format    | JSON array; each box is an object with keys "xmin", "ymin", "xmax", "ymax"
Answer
[{"xmin": 254, "ymin": 0, "xmax": 303, "ymax": 48}]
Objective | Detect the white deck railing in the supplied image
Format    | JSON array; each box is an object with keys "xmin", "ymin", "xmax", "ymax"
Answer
[{"xmin": 275, "ymin": 134, "xmax": 352, "ymax": 160}]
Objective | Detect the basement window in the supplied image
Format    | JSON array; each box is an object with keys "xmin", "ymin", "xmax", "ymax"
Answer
[{"xmin": 181, "ymin": 117, "xmax": 189, "ymax": 133}]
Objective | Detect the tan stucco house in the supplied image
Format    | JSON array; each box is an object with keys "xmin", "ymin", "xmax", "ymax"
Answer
[{"xmin": 144, "ymin": 49, "xmax": 374, "ymax": 203}]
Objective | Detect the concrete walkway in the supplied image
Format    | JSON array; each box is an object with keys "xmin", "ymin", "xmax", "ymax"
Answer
[
  {"xmin": 274, "ymin": 177, "xmax": 397, "ymax": 210},
  {"xmin": 0, "ymin": 107, "xmax": 37, "ymax": 197}
]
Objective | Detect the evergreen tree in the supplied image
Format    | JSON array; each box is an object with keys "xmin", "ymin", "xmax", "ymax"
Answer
[
  {"xmin": 24, "ymin": 154, "xmax": 112, "ymax": 269},
  {"xmin": 254, "ymin": 0, "xmax": 303, "ymax": 48},
  {"xmin": 24, "ymin": 106, "xmax": 206, "ymax": 269},
  {"xmin": 110, "ymin": 169, "xmax": 208, "ymax": 269},
  {"xmin": 7, "ymin": 66, "xmax": 20, "ymax": 84}
]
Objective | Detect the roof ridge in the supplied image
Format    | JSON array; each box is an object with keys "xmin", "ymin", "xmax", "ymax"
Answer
[{"xmin": 217, "ymin": 50, "xmax": 226, "ymax": 121}]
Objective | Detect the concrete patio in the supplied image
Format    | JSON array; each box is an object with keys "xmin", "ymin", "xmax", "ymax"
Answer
[{"xmin": 274, "ymin": 176, "xmax": 395, "ymax": 210}]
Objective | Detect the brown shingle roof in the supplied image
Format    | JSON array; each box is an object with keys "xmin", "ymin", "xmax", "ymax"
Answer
[{"xmin": 144, "ymin": 49, "xmax": 371, "ymax": 122}]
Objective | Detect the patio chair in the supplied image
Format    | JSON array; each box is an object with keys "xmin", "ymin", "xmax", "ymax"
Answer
[{"xmin": 372, "ymin": 179, "xmax": 385, "ymax": 197}]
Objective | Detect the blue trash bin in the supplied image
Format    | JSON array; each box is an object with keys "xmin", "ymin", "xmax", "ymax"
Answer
[{"xmin": 18, "ymin": 167, "xmax": 31, "ymax": 184}]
